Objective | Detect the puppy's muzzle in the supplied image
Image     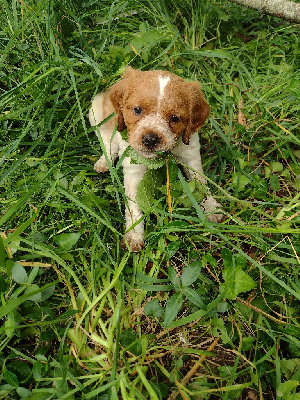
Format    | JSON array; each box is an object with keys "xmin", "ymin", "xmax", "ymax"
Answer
[{"xmin": 142, "ymin": 132, "xmax": 161, "ymax": 149}]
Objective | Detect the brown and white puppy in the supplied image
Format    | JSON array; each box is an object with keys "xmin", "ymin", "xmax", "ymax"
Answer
[{"xmin": 89, "ymin": 67, "xmax": 223, "ymax": 252}]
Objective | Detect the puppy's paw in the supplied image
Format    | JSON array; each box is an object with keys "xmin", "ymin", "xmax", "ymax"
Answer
[
  {"xmin": 94, "ymin": 156, "xmax": 109, "ymax": 173},
  {"xmin": 201, "ymin": 196, "xmax": 224, "ymax": 223},
  {"xmin": 122, "ymin": 231, "xmax": 144, "ymax": 252}
]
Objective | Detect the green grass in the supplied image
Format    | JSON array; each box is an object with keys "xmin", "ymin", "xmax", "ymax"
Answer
[{"xmin": 1, "ymin": 0, "xmax": 300, "ymax": 399}]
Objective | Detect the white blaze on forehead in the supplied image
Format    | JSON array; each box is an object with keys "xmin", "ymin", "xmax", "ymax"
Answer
[{"xmin": 158, "ymin": 75, "xmax": 170, "ymax": 101}]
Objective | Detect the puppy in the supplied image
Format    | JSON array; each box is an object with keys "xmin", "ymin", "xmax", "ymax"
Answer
[{"xmin": 89, "ymin": 67, "xmax": 223, "ymax": 252}]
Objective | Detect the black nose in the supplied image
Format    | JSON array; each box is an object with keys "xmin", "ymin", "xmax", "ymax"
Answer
[{"xmin": 142, "ymin": 133, "xmax": 161, "ymax": 149}]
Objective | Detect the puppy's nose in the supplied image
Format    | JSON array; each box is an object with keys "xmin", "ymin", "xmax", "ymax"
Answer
[{"xmin": 142, "ymin": 133, "xmax": 161, "ymax": 149}]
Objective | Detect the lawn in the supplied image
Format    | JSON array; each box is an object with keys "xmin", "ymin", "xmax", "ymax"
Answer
[{"xmin": 0, "ymin": 0, "xmax": 300, "ymax": 399}]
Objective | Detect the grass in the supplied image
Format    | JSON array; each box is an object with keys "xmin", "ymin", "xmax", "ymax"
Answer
[{"xmin": 0, "ymin": 0, "xmax": 300, "ymax": 398}]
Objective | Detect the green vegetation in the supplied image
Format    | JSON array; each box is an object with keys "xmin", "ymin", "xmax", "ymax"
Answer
[{"xmin": 1, "ymin": 0, "xmax": 299, "ymax": 398}]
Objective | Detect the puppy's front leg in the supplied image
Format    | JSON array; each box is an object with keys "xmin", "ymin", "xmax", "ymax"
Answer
[
  {"xmin": 89, "ymin": 93, "xmax": 120, "ymax": 173},
  {"xmin": 173, "ymin": 133, "xmax": 223, "ymax": 222},
  {"xmin": 122, "ymin": 158, "xmax": 147, "ymax": 252},
  {"xmin": 93, "ymin": 131, "xmax": 120, "ymax": 174}
]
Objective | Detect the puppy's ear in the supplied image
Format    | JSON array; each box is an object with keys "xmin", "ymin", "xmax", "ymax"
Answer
[
  {"xmin": 109, "ymin": 67, "xmax": 138, "ymax": 131},
  {"xmin": 182, "ymin": 82, "xmax": 210, "ymax": 145},
  {"xmin": 109, "ymin": 80, "xmax": 127, "ymax": 132}
]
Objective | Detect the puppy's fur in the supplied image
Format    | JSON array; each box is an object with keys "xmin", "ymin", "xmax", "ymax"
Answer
[{"xmin": 89, "ymin": 67, "xmax": 223, "ymax": 251}]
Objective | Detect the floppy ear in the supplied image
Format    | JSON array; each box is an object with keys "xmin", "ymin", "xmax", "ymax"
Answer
[
  {"xmin": 109, "ymin": 80, "xmax": 127, "ymax": 132},
  {"xmin": 182, "ymin": 82, "xmax": 210, "ymax": 145},
  {"xmin": 109, "ymin": 67, "xmax": 137, "ymax": 132}
]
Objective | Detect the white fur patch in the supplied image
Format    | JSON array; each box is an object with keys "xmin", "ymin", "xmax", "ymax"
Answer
[
  {"xmin": 158, "ymin": 76, "xmax": 170, "ymax": 102},
  {"xmin": 131, "ymin": 114, "xmax": 175, "ymax": 157}
]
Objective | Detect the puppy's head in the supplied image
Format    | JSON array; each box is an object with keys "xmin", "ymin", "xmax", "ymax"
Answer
[{"xmin": 109, "ymin": 67, "xmax": 210, "ymax": 158}]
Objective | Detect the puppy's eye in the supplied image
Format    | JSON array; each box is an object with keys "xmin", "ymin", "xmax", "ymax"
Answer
[
  {"xmin": 133, "ymin": 107, "xmax": 143, "ymax": 115},
  {"xmin": 170, "ymin": 115, "xmax": 180, "ymax": 123}
]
